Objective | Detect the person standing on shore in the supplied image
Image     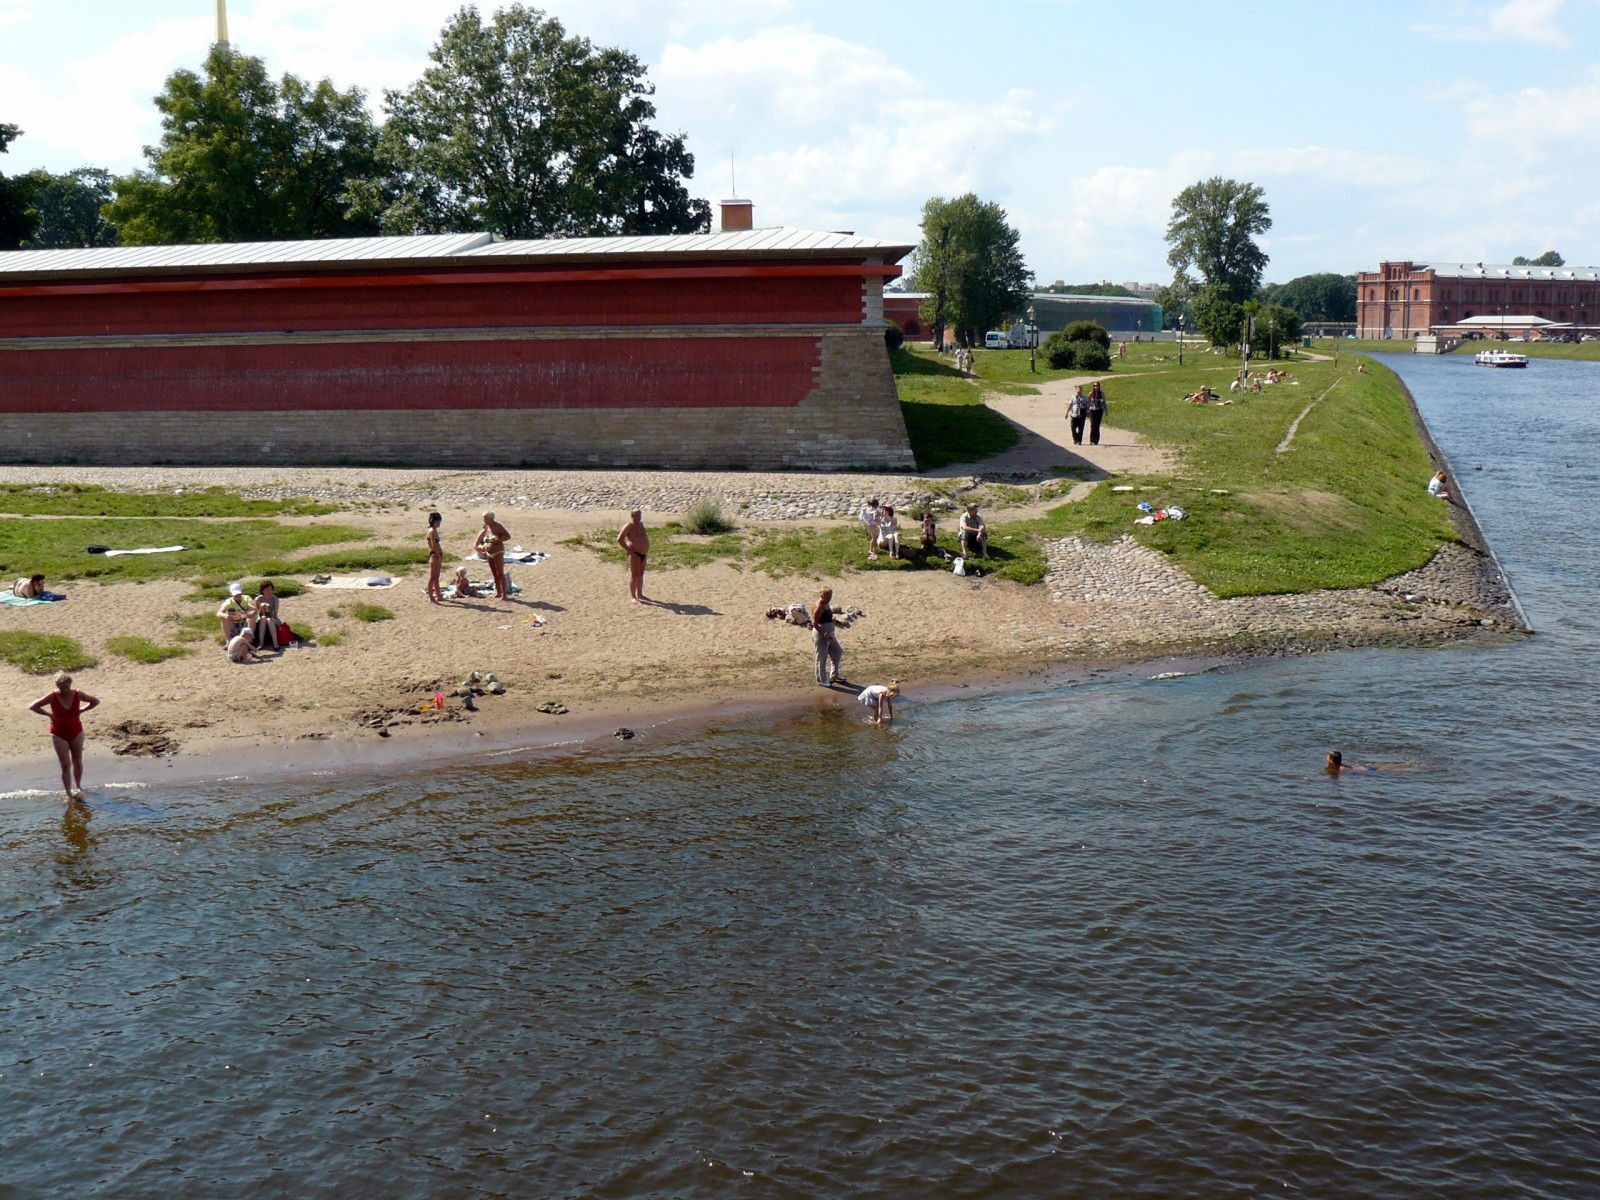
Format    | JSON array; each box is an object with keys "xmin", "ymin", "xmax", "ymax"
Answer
[
  {"xmin": 477, "ymin": 511, "xmax": 512, "ymax": 600},
  {"xmin": 1068, "ymin": 386, "xmax": 1089, "ymax": 446},
  {"xmin": 30, "ymin": 672, "xmax": 99, "ymax": 804},
  {"xmin": 1088, "ymin": 382, "xmax": 1107, "ymax": 446},
  {"xmin": 617, "ymin": 509, "xmax": 651, "ymax": 603},
  {"xmin": 426, "ymin": 512, "xmax": 445, "ymax": 604},
  {"xmin": 812, "ymin": 587, "xmax": 843, "ymax": 687},
  {"xmin": 860, "ymin": 498, "xmax": 882, "ymax": 562}
]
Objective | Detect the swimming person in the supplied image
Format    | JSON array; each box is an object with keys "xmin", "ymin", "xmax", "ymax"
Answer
[
  {"xmin": 858, "ymin": 680, "xmax": 900, "ymax": 725},
  {"xmin": 426, "ymin": 512, "xmax": 445, "ymax": 605},
  {"xmin": 29, "ymin": 672, "xmax": 99, "ymax": 803},
  {"xmin": 617, "ymin": 509, "xmax": 650, "ymax": 603}
]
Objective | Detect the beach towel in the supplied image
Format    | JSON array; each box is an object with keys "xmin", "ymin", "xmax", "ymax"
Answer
[
  {"xmin": 463, "ymin": 547, "xmax": 548, "ymax": 565},
  {"xmin": 0, "ymin": 589, "xmax": 66, "ymax": 606},
  {"xmin": 101, "ymin": 545, "xmax": 187, "ymax": 557},
  {"xmin": 448, "ymin": 579, "xmax": 522, "ymax": 598},
  {"xmin": 306, "ymin": 574, "xmax": 401, "ymax": 590}
]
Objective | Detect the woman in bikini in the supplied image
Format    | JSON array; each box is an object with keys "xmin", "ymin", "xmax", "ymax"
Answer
[
  {"xmin": 426, "ymin": 512, "xmax": 445, "ymax": 604},
  {"xmin": 476, "ymin": 511, "xmax": 512, "ymax": 601},
  {"xmin": 30, "ymin": 672, "xmax": 100, "ymax": 804}
]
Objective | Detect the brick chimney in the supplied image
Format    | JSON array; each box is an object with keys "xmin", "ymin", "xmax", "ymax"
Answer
[{"xmin": 719, "ymin": 199, "xmax": 753, "ymax": 233}]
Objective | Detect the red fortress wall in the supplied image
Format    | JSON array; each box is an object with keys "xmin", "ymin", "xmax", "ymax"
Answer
[{"xmin": 0, "ymin": 236, "xmax": 916, "ymax": 470}]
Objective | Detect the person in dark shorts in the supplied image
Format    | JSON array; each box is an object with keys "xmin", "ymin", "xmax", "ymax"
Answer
[{"xmin": 617, "ymin": 509, "xmax": 650, "ymax": 603}]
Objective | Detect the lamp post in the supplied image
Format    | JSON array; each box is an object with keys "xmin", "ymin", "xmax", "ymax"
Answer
[
  {"xmin": 1177, "ymin": 315, "xmax": 1185, "ymax": 366},
  {"xmin": 1027, "ymin": 304, "xmax": 1037, "ymax": 373}
]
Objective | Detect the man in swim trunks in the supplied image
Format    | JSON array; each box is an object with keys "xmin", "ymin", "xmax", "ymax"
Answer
[{"xmin": 617, "ymin": 509, "xmax": 650, "ymax": 603}]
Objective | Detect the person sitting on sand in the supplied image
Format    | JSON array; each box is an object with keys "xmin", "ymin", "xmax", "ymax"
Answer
[
  {"xmin": 450, "ymin": 567, "xmax": 483, "ymax": 599},
  {"xmin": 1427, "ymin": 470, "xmax": 1451, "ymax": 500},
  {"xmin": 920, "ymin": 512, "xmax": 938, "ymax": 557},
  {"xmin": 14, "ymin": 573, "xmax": 47, "ymax": 599},
  {"xmin": 218, "ymin": 582, "xmax": 253, "ymax": 641},
  {"xmin": 858, "ymin": 680, "xmax": 900, "ymax": 725},
  {"xmin": 29, "ymin": 671, "xmax": 99, "ymax": 804},
  {"xmin": 227, "ymin": 624, "xmax": 261, "ymax": 663},
  {"xmin": 252, "ymin": 581, "xmax": 283, "ymax": 650},
  {"xmin": 959, "ymin": 503, "xmax": 988, "ymax": 559},
  {"xmin": 876, "ymin": 504, "xmax": 902, "ymax": 560}
]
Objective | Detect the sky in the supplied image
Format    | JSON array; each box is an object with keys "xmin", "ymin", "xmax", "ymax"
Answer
[{"xmin": 2, "ymin": 0, "xmax": 1596, "ymax": 283}]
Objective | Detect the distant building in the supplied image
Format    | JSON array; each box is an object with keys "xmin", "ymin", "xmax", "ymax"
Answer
[
  {"xmin": 1356, "ymin": 260, "xmax": 1600, "ymax": 338},
  {"xmin": 882, "ymin": 291, "xmax": 932, "ymax": 340},
  {"xmin": 1021, "ymin": 292, "xmax": 1162, "ymax": 337}
]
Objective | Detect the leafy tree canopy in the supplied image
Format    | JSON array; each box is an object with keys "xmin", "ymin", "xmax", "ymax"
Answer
[
  {"xmin": 0, "ymin": 122, "xmax": 38, "ymax": 249},
  {"xmin": 1038, "ymin": 281, "xmax": 1136, "ymax": 297},
  {"xmin": 1155, "ymin": 276, "xmax": 1195, "ymax": 330},
  {"xmin": 1265, "ymin": 272, "xmax": 1356, "ymax": 322},
  {"xmin": 1191, "ymin": 283, "xmax": 1245, "ymax": 348},
  {"xmin": 909, "ymin": 193, "xmax": 1032, "ymax": 346},
  {"xmin": 106, "ymin": 46, "xmax": 381, "ymax": 244},
  {"xmin": 1511, "ymin": 251, "xmax": 1564, "ymax": 266},
  {"xmin": 1253, "ymin": 303, "xmax": 1302, "ymax": 357},
  {"xmin": 20, "ymin": 168, "xmax": 118, "ymax": 248},
  {"xmin": 367, "ymin": 4, "xmax": 708, "ymax": 237},
  {"xmin": 1165, "ymin": 176, "xmax": 1271, "ymax": 301}
]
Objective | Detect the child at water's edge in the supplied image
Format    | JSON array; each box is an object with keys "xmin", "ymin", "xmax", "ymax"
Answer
[{"xmin": 858, "ymin": 680, "xmax": 900, "ymax": 725}]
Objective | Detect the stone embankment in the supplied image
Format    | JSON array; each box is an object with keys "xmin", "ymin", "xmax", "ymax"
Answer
[
  {"xmin": 0, "ymin": 465, "xmax": 975, "ymax": 522},
  {"xmin": 1042, "ymin": 535, "xmax": 1521, "ymax": 653}
]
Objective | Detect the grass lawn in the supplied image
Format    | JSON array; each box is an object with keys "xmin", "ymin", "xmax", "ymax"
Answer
[
  {"xmin": 969, "ymin": 339, "xmax": 1236, "ymax": 388},
  {"xmin": 105, "ymin": 636, "xmax": 193, "ymax": 664},
  {"xmin": 0, "ymin": 483, "xmax": 338, "ymax": 518},
  {"xmin": 992, "ymin": 355, "xmax": 1457, "ymax": 595},
  {"xmin": 0, "ymin": 632, "xmax": 97, "ymax": 674},
  {"xmin": 893, "ymin": 349, "xmax": 1017, "ymax": 470}
]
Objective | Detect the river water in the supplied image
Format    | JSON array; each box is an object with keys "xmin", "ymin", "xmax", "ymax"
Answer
[{"xmin": 3, "ymin": 353, "xmax": 1597, "ymax": 1198}]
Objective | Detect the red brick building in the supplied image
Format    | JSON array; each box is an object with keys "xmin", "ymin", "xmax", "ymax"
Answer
[
  {"xmin": 1356, "ymin": 260, "xmax": 1600, "ymax": 338},
  {"xmin": 0, "ymin": 204, "xmax": 915, "ymax": 469},
  {"xmin": 882, "ymin": 291, "xmax": 932, "ymax": 340}
]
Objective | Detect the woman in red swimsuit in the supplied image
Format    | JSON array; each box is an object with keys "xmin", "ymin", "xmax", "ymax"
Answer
[{"xmin": 29, "ymin": 671, "xmax": 99, "ymax": 803}]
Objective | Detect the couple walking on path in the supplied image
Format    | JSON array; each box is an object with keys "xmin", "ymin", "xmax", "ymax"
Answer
[{"xmin": 1068, "ymin": 382, "xmax": 1107, "ymax": 446}]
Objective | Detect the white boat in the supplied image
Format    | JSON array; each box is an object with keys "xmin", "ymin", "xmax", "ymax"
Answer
[{"xmin": 1474, "ymin": 348, "xmax": 1529, "ymax": 368}]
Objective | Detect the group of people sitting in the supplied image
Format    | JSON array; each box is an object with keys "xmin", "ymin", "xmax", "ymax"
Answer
[
  {"xmin": 1230, "ymin": 368, "xmax": 1292, "ymax": 394},
  {"xmin": 859, "ymin": 498, "xmax": 989, "ymax": 562},
  {"xmin": 217, "ymin": 580, "xmax": 294, "ymax": 663}
]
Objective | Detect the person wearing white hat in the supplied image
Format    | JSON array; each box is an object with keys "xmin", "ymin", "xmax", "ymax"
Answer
[{"xmin": 217, "ymin": 582, "xmax": 253, "ymax": 641}]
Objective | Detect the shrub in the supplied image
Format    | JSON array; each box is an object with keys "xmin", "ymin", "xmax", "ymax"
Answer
[
  {"xmin": 348, "ymin": 603, "xmax": 393, "ymax": 623},
  {"xmin": 1063, "ymin": 320, "xmax": 1110, "ymax": 349},
  {"xmin": 883, "ymin": 324, "xmax": 905, "ymax": 351},
  {"xmin": 1042, "ymin": 331, "xmax": 1077, "ymax": 370},
  {"xmin": 105, "ymin": 636, "xmax": 192, "ymax": 664},
  {"xmin": 1070, "ymin": 340, "xmax": 1112, "ymax": 371},
  {"xmin": 0, "ymin": 631, "xmax": 97, "ymax": 674},
  {"xmin": 684, "ymin": 498, "xmax": 734, "ymax": 535}
]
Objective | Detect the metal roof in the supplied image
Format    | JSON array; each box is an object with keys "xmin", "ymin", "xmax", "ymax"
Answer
[
  {"xmin": 1421, "ymin": 261, "xmax": 1600, "ymax": 281},
  {"xmin": 1455, "ymin": 314, "xmax": 1557, "ymax": 325},
  {"xmin": 459, "ymin": 226, "xmax": 912, "ymax": 260},
  {"xmin": 0, "ymin": 233, "xmax": 494, "ymax": 277},
  {"xmin": 0, "ymin": 226, "xmax": 911, "ymax": 281},
  {"xmin": 1030, "ymin": 292, "xmax": 1158, "ymax": 306}
]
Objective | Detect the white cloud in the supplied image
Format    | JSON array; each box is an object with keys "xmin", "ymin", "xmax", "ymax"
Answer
[{"xmin": 1413, "ymin": 0, "xmax": 1575, "ymax": 47}]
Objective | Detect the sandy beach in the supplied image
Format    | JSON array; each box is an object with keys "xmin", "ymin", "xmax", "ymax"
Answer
[{"xmin": 0, "ymin": 399, "xmax": 1520, "ymax": 794}]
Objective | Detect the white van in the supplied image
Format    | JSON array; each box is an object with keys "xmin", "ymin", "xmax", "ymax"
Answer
[{"xmin": 984, "ymin": 330, "xmax": 1008, "ymax": 349}]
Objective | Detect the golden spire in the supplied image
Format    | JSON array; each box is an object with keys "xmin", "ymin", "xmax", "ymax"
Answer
[{"xmin": 214, "ymin": 0, "xmax": 230, "ymax": 47}]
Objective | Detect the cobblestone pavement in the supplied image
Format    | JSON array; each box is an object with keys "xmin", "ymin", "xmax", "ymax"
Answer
[
  {"xmin": 1042, "ymin": 536, "xmax": 1521, "ymax": 651},
  {"xmin": 0, "ymin": 465, "xmax": 976, "ymax": 521}
]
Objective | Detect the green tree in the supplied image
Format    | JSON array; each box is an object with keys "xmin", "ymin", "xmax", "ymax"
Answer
[
  {"xmin": 1254, "ymin": 303, "xmax": 1302, "ymax": 358},
  {"xmin": 368, "ymin": 4, "xmax": 708, "ymax": 237},
  {"xmin": 1165, "ymin": 177, "xmax": 1271, "ymax": 301},
  {"xmin": 909, "ymin": 193, "xmax": 1031, "ymax": 347},
  {"xmin": 1038, "ymin": 281, "xmax": 1135, "ymax": 296},
  {"xmin": 1062, "ymin": 320, "xmax": 1110, "ymax": 349},
  {"xmin": 1155, "ymin": 276, "xmax": 1195, "ymax": 330},
  {"xmin": 0, "ymin": 122, "xmax": 38, "ymax": 249},
  {"xmin": 19, "ymin": 168, "xmax": 118, "ymax": 248},
  {"xmin": 107, "ymin": 46, "xmax": 380, "ymax": 244},
  {"xmin": 1265, "ymin": 272, "xmax": 1356, "ymax": 322},
  {"xmin": 1512, "ymin": 250, "xmax": 1564, "ymax": 266},
  {"xmin": 1192, "ymin": 283, "xmax": 1245, "ymax": 348}
]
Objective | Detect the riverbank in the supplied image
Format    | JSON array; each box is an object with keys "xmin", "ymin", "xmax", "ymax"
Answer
[{"xmin": 0, "ymin": 354, "xmax": 1523, "ymax": 793}]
